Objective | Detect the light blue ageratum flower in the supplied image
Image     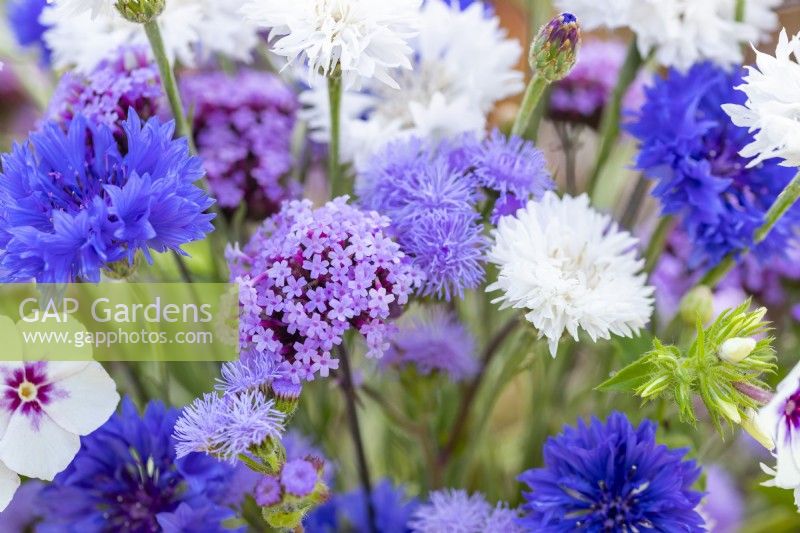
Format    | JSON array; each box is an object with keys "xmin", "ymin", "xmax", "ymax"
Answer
[{"xmin": 0, "ymin": 111, "xmax": 215, "ymax": 282}]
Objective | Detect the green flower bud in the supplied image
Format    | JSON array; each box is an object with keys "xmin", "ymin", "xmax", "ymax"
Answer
[
  {"xmin": 270, "ymin": 379, "xmax": 302, "ymax": 419},
  {"xmin": 679, "ymin": 285, "xmax": 714, "ymax": 325},
  {"xmin": 116, "ymin": 0, "xmax": 165, "ymax": 24},
  {"xmin": 103, "ymin": 252, "xmax": 143, "ymax": 280},
  {"xmin": 718, "ymin": 337, "xmax": 756, "ymax": 363},
  {"xmin": 529, "ymin": 13, "xmax": 581, "ymax": 83},
  {"xmin": 742, "ymin": 408, "xmax": 774, "ymax": 450}
]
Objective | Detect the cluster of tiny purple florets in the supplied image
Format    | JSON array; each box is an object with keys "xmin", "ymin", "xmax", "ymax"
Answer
[
  {"xmin": 227, "ymin": 197, "xmax": 421, "ymax": 383},
  {"xmin": 46, "ymin": 45, "xmax": 163, "ymax": 136},
  {"xmin": 181, "ymin": 69, "xmax": 300, "ymax": 217}
]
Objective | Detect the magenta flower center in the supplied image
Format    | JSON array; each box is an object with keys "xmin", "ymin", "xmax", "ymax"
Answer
[
  {"xmin": 3, "ymin": 363, "xmax": 54, "ymax": 416},
  {"xmin": 783, "ymin": 389, "xmax": 800, "ymax": 432}
]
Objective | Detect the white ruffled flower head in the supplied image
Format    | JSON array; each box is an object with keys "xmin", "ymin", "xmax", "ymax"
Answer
[
  {"xmin": 0, "ymin": 317, "xmax": 119, "ymax": 511},
  {"xmin": 299, "ymin": 0, "xmax": 523, "ymax": 166},
  {"xmin": 242, "ymin": 0, "xmax": 421, "ymax": 90},
  {"xmin": 723, "ymin": 29, "xmax": 800, "ymax": 168},
  {"xmin": 556, "ymin": 0, "xmax": 780, "ymax": 70},
  {"xmin": 47, "ymin": 0, "xmax": 114, "ymax": 17},
  {"xmin": 43, "ymin": 0, "xmax": 261, "ymax": 71},
  {"xmin": 487, "ymin": 193, "xmax": 654, "ymax": 357},
  {"xmin": 757, "ymin": 361, "xmax": 800, "ymax": 508}
]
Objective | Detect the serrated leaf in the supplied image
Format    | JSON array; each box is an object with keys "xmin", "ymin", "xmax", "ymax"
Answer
[{"xmin": 597, "ymin": 356, "xmax": 654, "ymax": 393}]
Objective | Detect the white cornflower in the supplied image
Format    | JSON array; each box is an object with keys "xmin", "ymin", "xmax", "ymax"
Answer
[
  {"xmin": 722, "ymin": 29, "xmax": 800, "ymax": 168},
  {"xmin": 43, "ymin": 0, "xmax": 260, "ymax": 71},
  {"xmin": 487, "ymin": 193, "xmax": 654, "ymax": 357},
  {"xmin": 0, "ymin": 317, "xmax": 120, "ymax": 511},
  {"xmin": 47, "ymin": 0, "xmax": 114, "ymax": 17},
  {"xmin": 557, "ymin": 0, "xmax": 780, "ymax": 71},
  {"xmin": 242, "ymin": 0, "xmax": 421, "ymax": 90},
  {"xmin": 757, "ymin": 361, "xmax": 800, "ymax": 509},
  {"xmin": 299, "ymin": 0, "xmax": 523, "ymax": 166}
]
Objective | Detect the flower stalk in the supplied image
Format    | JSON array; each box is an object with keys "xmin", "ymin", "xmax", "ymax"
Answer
[
  {"xmin": 337, "ymin": 345, "xmax": 378, "ymax": 533},
  {"xmin": 143, "ymin": 20, "xmax": 196, "ymax": 154},
  {"xmin": 327, "ymin": 74, "xmax": 344, "ymax": 198},
  {"xmin": 587, "ymin": 40, "xmax": 643, "ymax": 197},
  {"xmin": 698, "ymin": 169, "xmax": 800, "ymax": 288}
]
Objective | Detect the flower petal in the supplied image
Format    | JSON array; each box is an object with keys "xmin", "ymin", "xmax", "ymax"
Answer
[
  {"xmin": 0, "ymin": 461, "xmax": 19, "ymax": 512},
  {"xmin": 43, "ymin": 362, "xmax": 119, "ymax": 436},
  {"xmin": 0, "ymin": 411, "xmax": 80, "ymax": 480}
]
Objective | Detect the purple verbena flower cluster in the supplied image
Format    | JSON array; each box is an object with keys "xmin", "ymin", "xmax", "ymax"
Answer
[
  {"xmin": 181, "ymin": 69, "xmax": 300, "ymax": 216},
  {"xmin": 46, "ymin": 45, "xmax": 164, "ymax": 136},
  {"xmin": 227, "ymin": 197, "xmax": 420, "ymax": 383}
]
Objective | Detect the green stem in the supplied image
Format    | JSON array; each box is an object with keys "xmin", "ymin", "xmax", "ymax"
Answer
[
  {"xmin": 644, "ymin": 216, "xmax": 673, "ymax": 274},
  {"xmin": 587, "ymin": 40, "xmax": 643, "ymax": 197},
  {"xmin": 735, "ymin": 0, "xmax": 746, "ymax": 22},
  {"xmin": 143, "ymin": 20, "xmax": 196, "ymax": 154},
  {"xmin": 327, "ymin": 75, "xmax": 344, "ymax": 198},
  {"xmin": 620, "ymin": 174, "xmax": 649, "ymax": 229},
  {"xmin": 699, "ymin": 169, "xmax": 800, "ymax": 288},
  {"xmin": 438, "ymin": 316, "xmax": 519, "ymax": 467},
  {"xmin": 511, "ymin": 76, "xmax": 548, "ymax": 138}
]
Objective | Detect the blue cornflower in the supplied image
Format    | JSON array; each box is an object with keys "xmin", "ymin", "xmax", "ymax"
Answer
[
  {"xmin": 38, "ymin": 398, "xmax": 241, "ymax": 533},
  {"xmin": 0, "ymin": 111, "xmax": 214, "ymax": 282},
  {"xmin": 305, "ymin": 479, "xmax": 418, "ymax": 533},
  {"xmin": 6, "ymin": 0, "xmax": 51, "ymax": 65},
  {"xmin": 628, "ymin": 62, "xmax": 799, "ymax": 268},
  {"xmin": 518, "ymin": 412, "xmax": 704, "ymax": 532},
  {"xmin": 358, "ymin": 137, "xmax": 487, "ymax": 300}
]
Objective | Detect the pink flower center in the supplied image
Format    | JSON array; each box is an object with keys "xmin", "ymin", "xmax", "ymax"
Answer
[{"xmin": 3, "ymin": 363, "xmax": 54, "ymax": 416}]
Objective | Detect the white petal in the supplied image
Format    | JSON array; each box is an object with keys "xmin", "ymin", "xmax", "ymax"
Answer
[
  {"xmin": 0, "ymin": 411, "xmax": 80, "ymax": 480},
  {"xmin": 43, "ymin": 362, "xmax": 119, "ymax": 436},
  {"xmin": 0, "ymin": 462, "xmax": 19, "ymax": 512}
]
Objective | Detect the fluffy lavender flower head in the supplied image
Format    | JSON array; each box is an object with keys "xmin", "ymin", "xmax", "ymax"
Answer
[
  {"xmin": 358, "ymin": 137, "xmax": 487, "ymax": 300},
  {"xmin": 382, "ymin": 306, "xmax": 478, "ymax": 382},
  {"xmin": 467, "ymin": 129, "xmax": 554, "ymax": 221},
  {"xmin": 173, "ymin": 390, "xmax": 286, "ymax": 463},
  {"xmin": 409, "ymin": 489, "xmax": 520, "ymax": 533},
  {"xmin": 46, "ymin": 45, "xmax": 163, "ymax": 136},
  {"xmin": 227, "ymin": 197, "xmax": 419, "ymax": 382},
  {"xmin": 699, "ymin": 465, "xmax": 743, "ymax": 533},
  {"xmin": 181, "ymin": 70, "xmax": 300, "ymax": 216}
]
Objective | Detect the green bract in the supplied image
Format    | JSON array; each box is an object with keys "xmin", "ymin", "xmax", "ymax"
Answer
[
  {"xmin": 599, "ymin": 300, "xmax": 775, "ymax": 432},
  {"xmin": 115, "ymin": 0, "xmax": 165, "ymax": 24}
]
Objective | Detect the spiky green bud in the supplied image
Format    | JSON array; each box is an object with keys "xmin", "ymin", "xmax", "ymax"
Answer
[
  {"xmin": 599, "ymin": 300, "xmax": 776, "ymax": 435},
  {"xmin": 529, "ymin": 13, "xmax": 581, "ymax": 83},
  {"xmin": 116, "ymin": 0, "xmax": 165, "ymax": 24}
]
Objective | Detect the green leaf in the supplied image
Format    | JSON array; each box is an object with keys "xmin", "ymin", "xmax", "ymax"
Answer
[{"xmin": 597, "ymin": 356, "xmax": 654, "ymax": 393}]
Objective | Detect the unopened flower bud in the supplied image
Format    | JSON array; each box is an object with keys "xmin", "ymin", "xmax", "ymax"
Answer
[
  {"xmin": 719, "ymin": 337, "xmax": 757, "ymax": 363},
  {"xmin": 741, "ymin": 408, "xmax": 774, "ymax": 450},
  {"xmin": 679, "ymin": 285, "xmax": 714, "ymax": 325},
  {"xmin": 271, "ymin": 378, "xmax": 302, "ymax": 417},
  {"xmin": 529, "ymin": 13, "xmax": 581, "ymax": 82},
  {"xmin": 716, "ymin": 397, "xmax": 741, "ymax": 424},
  {"xmin": 116, "ymin": 0, "xmax": 165, "ymax": 24}
]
